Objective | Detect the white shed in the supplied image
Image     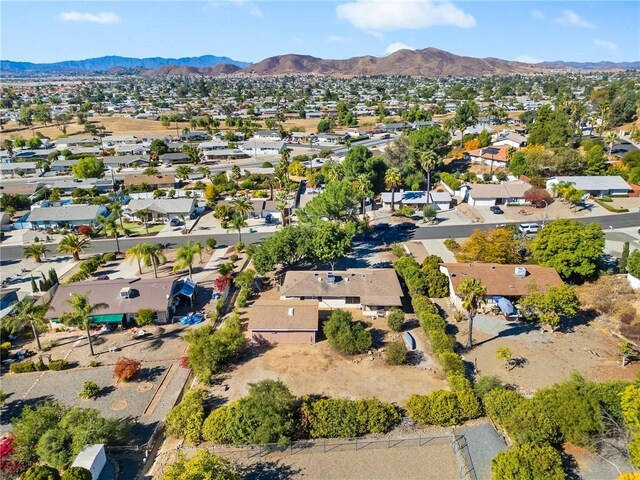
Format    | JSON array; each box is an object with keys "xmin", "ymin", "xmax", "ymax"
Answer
[{"xmin": 71, "ymin": 444, "xmax": 107, "ymax": 480}]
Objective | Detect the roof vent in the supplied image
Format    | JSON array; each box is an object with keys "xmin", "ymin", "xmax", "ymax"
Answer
[
  {"xmin": 514, "ymin": 267, "xmax": 527, "ymax": 278},
  {"xmin": 119, "ymin": 287, "xmax": 132, "ymax": 299},
  {"xmin": 288, "ymin": 307, "xmax": 295, "ymax": 317},
  {"xmin": 326, "ymin": 272, "xmax": 336, "ymax": 285}
]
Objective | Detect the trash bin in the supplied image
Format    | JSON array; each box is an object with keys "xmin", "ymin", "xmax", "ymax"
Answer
[{"xmin": 248, "ymin": 227, "xmax": 255, "ymax": 233}]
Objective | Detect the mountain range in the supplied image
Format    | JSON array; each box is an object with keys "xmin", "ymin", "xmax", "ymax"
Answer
[{"xmin": 2, "ymin": 49, "xmax": 639, "ymax": 77}]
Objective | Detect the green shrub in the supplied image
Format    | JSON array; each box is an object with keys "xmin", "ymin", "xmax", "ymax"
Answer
[
  {"xmin": 78, "ymin": 381, "xmax": 100, "ymax": 400},
  {"xmin": 387, "ymin": 308, "xmax": 405, "ymax": 332},
  {"xmin": 0, "ymin": 341, "xmax": 11, "ymax": 360},
  {"xmin": 502, "ymin": 400, "xmax": 561, "ymax": 445},
  {"xmin": 600, "ymin": 195, "xmax": 613, "ymax": 202},
  {"xmin": 391, "ymin": 244, "xmax": 407, "ymax": 258},
  {"xmin": 165, "ymin": 389, "xmax": 206, "ymax": 445},
  {"xmin": 393, "ymin": 205, "xmax": 415, "ymax": 217},
  {"xmin": 440, "ymin": 172, "xmax": 462, "ymax": 191},
  {"xmin": 10, "ymin": 360, "xmax": 46, "ymax": 373},
  {"xmin": 473, "ymin": 376, "xmax": 504, "ymax": 399},
  {"xmin": 300, "ymin": 397, "xmax": 400, "ymax": 438},
  {"xmin": 102, "ymin": 252, "xmax": 117, "ymax": 262},
  {"xmin": 428, "ymin": 328, "xmax": 454, "ymax": 356},
  {"xmin": 491, "ymin": 443, "xmax": 565, "ymax": 480},
  {"xmin": 235, "ymin": 288, "xmax": 249, "ymax": 308},
  {"xmin": 61, "ymin": 467, "xmax": 93, "ymax": 480},
  {"xmin": 21, "ymin": 464, "xmax": 61, "ymax": 480},
  {"xmin": 412, "ymin": 295, "xmax": 438, "ymax": 317},
  {"xmin": 323, "ymin": 310, "xmax": 372, "ymax": 355},
  {"xmin": 439, "ymin": 352, "xmax": 465, "ymax": 376},
  {"xmin": 448, "ymin": 374, "xmax": 483, "ymax": 420},
  {"xmin": 483, "ymin": 389, "xmax": 524, "ymax": 425},
  {"xmin": 262, "ymin": 161, "xmax": 273, "ymax": 168},
  {"xmin": 36, "ymin": 427, "xmax": 73, "ymax": 470},
  {"xmin": 444, "ymin": 238, "xmax": 460, "ymax": 251},
  {"xmin": 419, "ymin": 312, "xmax": 446, "ymax": 332},
  {"xmin": 385, "ymin": 341, "xmax": 408, "ymax": 365},
  {"xmin": 406, "ymin": 390, "xmax": 462, "ymax": 426},
  {"xmin": 88, "ymin": 360, "xmax": 100, "ymax": 368},
  {"xmin": 593, "ymin": 198, "xmax": 629, "ymax": 213},
  {"xmin": 48, "ymin": 359, "xmax": 69, "ymax": 371},
  {"xmin": 424, "ymin": 268, "xmax": 449, "ymax": 297},
  {"xmin": 135, "ymin": 308, "xmax": 156, "ymax": 326}
]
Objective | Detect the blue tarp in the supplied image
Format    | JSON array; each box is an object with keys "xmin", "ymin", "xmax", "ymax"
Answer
[
  {"xmin": 174, "ymin": 279, "xmax": 196, "ymax": 298},
  {"xmin": 179, "ymin": 313, "xmax": 204, "ymax": 325},
  {"xmin": 495, "ymin": 297, "xmax": 515, "ymax": 315}
]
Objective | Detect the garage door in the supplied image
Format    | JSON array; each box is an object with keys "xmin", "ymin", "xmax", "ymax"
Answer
[{"xmin": 251, "ymin": 330, "xmax": 316, "ymax": 344}]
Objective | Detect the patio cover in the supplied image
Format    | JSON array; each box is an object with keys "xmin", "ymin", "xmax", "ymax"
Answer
[{"xmin": 90, "ymin": 314, "xmax": 124, "ymax": 324}]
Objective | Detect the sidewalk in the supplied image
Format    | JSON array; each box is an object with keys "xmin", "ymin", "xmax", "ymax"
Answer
[{"xmin": 418, "ymin": 239, "xmax": 457, "ymax": 263}]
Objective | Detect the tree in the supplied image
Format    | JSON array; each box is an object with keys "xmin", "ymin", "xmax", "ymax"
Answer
[
  {"xmin": 78, "ymin": 381, "xmax": 100, "ymax": 400},
  {"xmin": 496, "ymin": 347, "xmax": 513, "ymax": 370},
  {"xmin": 418, "ymin": 150, "xmax": 440, "ymax": 200},
  {"xmin": 113, "ymin": 357, "xmax": 141, "ymax": 382},
  {"xmin": 531, "ymin": 220, "xmax": 605, "ymax": 281},
  {"xmin": 161, "ymin": 450, "xmax": 241, "ymax": 480},
  {"xmin": 23, "ymin": 243, "xmax": 49, "ymax": 263},
  {"xmin": 60, "ymin": 293, "xmax": 107, "ymax": 356},
  {"xmin": 383, "ymin": 135, "xmax": 410, "ymax": 169},
  {"xmin": 149, "ymin": 139, "xmax": 169, "ymax": 161},
  {"xmin": 174, "ymin": 241, "xmax": 200, "ymax": 278},
  {"xmin": 35, "ymin": 427, "xmax": 72, "ymax": 471},
  {"xmin": 227, "ymin": 215, "xmax": 247, "ymax": 243},
  {"xmin": 523, "ymin": 187, "xmax": 552, "ymax": 207},
  {"xmin": 454, "ymin": 101, "xmax": 479, "ymax": 139},
  {"xmin": 387, "ymin": 308, "xmax": 405, "ymax": 332},
  {"xmin": 175, "ymin": 165, "xmax": 193, "ymax": 181},
  {"xmin": 61, "ymin": 467, "xmax": 92, "ymax": 480},
  {"xmin": 310, "ymin": 222, "xmax": 351, "ymax": 270},
  {"xmin": 584, "ymin": 144, "xmax": 607, "ymax": 175},
  {"xmin": 520, "ymin": 284, "xmax": 579, "ymax": 331},
  {"xmin": 206, "ymin": 237, "xmax": 217, "ymax": 252},
  {"xmin": 627, "ymin": 250, "xmax": 640, "ymax": 278},
  {"xmin": 57, "ymin": 234, "xmax": 90, "ymax": 261},
  {"xmin": 231, "ymin": 196, "xmax": 253, "ymax": 219},
  {"xmin": 342, "ymin": 145, "xmax": 373, "ymax": 179},
  {"xmin": 606, "ymin": 131, "xmax": 620, "ymax": 156},
  {"xmin": 528, "ymin": 105, "xmax": 572, "ymax": 148},
  {"xmin": 230, "ymin": 165, "xmax": 241, "ymax": 186},
  {"xmin": 300, "ymin": 180, "xmax": 357, "ymax": 223},
  {"xmin": 97, "ymin": 215, "xmax": 120, "ymax": 254},
  {"xmin": 491, "ymin": 443, "xmax": 565, "ymax": 480},
  {"xmin": 135, "ymin": 208, "xmax": 151, "ymax": 235},
  {"xmin": 619, "ymin": 341, "xmax": 637, "ymax": 367},
  {"xmin": 353, "ymin": 174, "xmax": 373, "ymax": 218},
  {"xmin": 3, "ymin": 297, "xmax": 48, "ymax": 351},
  {"xmin": 458, "ymin": 228, "xmax": 520, "ymax": 264},
  {"xmin": 384, "ymin": 168, "xmax": 402, "ymax": 212},
  {"xmin": 323, "ymin": 309, "xmax": 372, "ymax": 355},
  {"xmin": 385, "ymin": 341, "xmax": 408, "ymax": 365},
  {"xmin": 143, "ymin": 166, "xmax": 160, "ymax": 176},
  {"xmin": 619, "ymin": 242, "xmax": 630, "ymax": 274},
  {"xmin": 136, "ymin": 243, "xmax": 166, "ymax": 278},
  {"xmin": 165, "ymin": 389, "xmax": 206, "ymax": 444},
  {"xmin": 457, "ymin": 278, "xmax": 486, "ymax": 349},
  {"xmin": 21, "ymin": 465, "xmax": 61, "ymax": 480},
  {"xmin": 71, "ymin": 157, "xmax": 104, "ymax": 179}
]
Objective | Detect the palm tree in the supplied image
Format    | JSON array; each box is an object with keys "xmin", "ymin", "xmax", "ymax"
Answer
[
  {"xmin": 232, "ymin": 196, "xmax": 253, "ymax": 219},
  {"xmin": 265, "ymin": 176, "xmax": 276, "ymax": 201},
  {"xmin": 143, "ymin": 166, "xmax": 160, "ymax": 176},
  {"xmin": 23, "ymin": 243, "xmax": 49, "ymax": 263},
  {"xmin": 384, "ymin": 167, "xmax": 403, "ymax": 212},
  {"xmin": 60, "ymin": 293, "xmax": 107, "ymax": 356},
  {"xmin": 97, "ymin": 215, "xmax": 121, "ymax": 253},
  {"xmin": 442, "ymin": 118, "xmax": 456, "ymax": 137},
  {"xmin": 137, "ymin": 243, "xmax": 167, "ymax": 278},
  {"xmin": 353, "ymin": 174, "xmax": 373, "ymax": 219},
  {"xmin": 4, "ymin": 297, "xmax": 48, "ymax": 351},
  {"xmin": 418, "ymin": 149, "xmax": 439, "ymax": 204},
  {"xmin": 175, "ymin": 165, "xmax": 193, "ymax": 181},
  {"xmin": 109, "ymin": 202, "xmax": 125, "ymax": 231},
  {"xmin": 173, "ymin": 241, "xmax": 201, "ymax": 278},
  {"xmin": 605, "ymin": 131, "xmax": 619, "ymax": 156},
  {"xmin": 275, "ymin": 191, "xmax": 288, "ymax": 226},
  {"xmin": 280, "ymin": 148, "xmax": 291, "ymax": 181},
  {"xmin": 125, "ymin": 244, "xmax": 144, "ymax": 275},
  {"xmin": 457, "ymin": 278, "xmax": 487, "ymax": 349},
  {"xmin": 57, "ymin": 234, "xmax": 90, "ymax": 261},
  {"xmin": 231, "ymin": 165, "xmax": 241, "ymax": 186},
  {"xmin": 228, "ymin": 215, "xmax": 248, "ymax": 243},
  {"xmin": 136, "ymin": 208, "xmax": 151, "ymax": 234}
]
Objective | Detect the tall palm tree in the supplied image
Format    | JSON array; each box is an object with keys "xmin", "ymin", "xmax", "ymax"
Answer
[
  {"xmin": 228, "ymin": 215, "xmax": 248, "ymax": 243},
  {"xmin": 605, "ymin": 131, "xmax": 619, "ymax": 156},
  {"xmin": 57, "ymin": 234, "xmax": 90, "ymax": 261},
  {"xmin": 176, "ymin": 165, "xmax": 193, "ymax": 181},
  {"xmin": 280, "ymin": 148, "xmax": 291, "ymax": 182},
  {"xmin": 457, "ymin": 278, "xmax": 487, "ymax": 349},
  {"xmin": 136, "ymin": 208, "xmax": 151, "ymax": 235},
  {"xmin": 265, "ymin": 176, "xmax": 276, "ymax": 201},
  {"xmin": 143, "ymin": 166, "xmax": 160, "ymax": 176},
  {"xmin": 98, "ymin": 215, "xmax": 121, "ymax": 254},
  {"xmin": 60, "ymin": 293, "xmax": 108, "ymax": 356},
  {"xmin": 418, "ymin": 149, "xmax": 439, "ymax": 204},
  {"xmin": 109, "ymin": 202, "xmax": 125, "ymax": 231},
  {"xmin": 138, "ymin": 243, "xmax": 167, "ymax": 278},
  {"xmin": 4, "ymin": 297, "xmax": 48, "ymax": 351},
  {"xmin": 125, "ymin": 244, "xmax": 143, "ymax": 275},
  {"xmin": 353, "ymin": 174, "xmax": 373, "ymax": 219},
  {"xmin": 384, "ymin": 167, "xmax": 402, "ymax": 212},
  {"xmin": 232, "ymin": 196, "xmax": 253, "ymax": 220},
  {"xmin": 23, "ymin": 243, "xmax": 49, "ymax": 263},
  {"xmin": 275, "ymin": 191, "xmax": 288, "ymax": 226},
  {"xmin": 173, "ymin": 241, "xmax": 201, "ymax": 278}
]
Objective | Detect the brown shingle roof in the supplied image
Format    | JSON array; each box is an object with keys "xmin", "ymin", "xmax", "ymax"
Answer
[
  {"xmin": 440, "ymin": 263, "xmax": 564, "ymax": 298},
  {"xmin": 46, "ymin": 278, "xmax": 176, "ymax": 319},
  {"xmin": 247, "ymin": 300, "xmax": 319, "ymax": 331},
  {"xmin": 280, "ymin": 269, "xmax": 403, "ymax": 305},
  {"xmin": 123, "ymin": 174, "xmax": 175, "ymax": 187}
]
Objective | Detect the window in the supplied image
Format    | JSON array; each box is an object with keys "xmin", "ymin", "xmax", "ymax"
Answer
[{"xmin": 345, "ymin": 296, "xmax": 360, "ymax": 304}]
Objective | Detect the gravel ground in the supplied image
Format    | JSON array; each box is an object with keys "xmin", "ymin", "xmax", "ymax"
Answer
[{"xmin": 456, "ymin": 421, "xmax": 507, "ymax": 480}]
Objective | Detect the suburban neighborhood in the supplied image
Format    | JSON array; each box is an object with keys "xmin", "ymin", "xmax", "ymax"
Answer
[{"xmin": 1, "ymin": 2, "xmax": 640, "ymax": 480}]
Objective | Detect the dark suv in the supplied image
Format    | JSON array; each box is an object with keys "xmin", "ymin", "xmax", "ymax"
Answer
[{"xmin": 490, "ymin": 206, "xmax": 504, "ymax": 214}]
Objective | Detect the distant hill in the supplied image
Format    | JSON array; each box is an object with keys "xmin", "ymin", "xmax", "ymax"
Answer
[
  {"xmin": 539, "ymin": 60, "xmax": 640, "ymax": 70},
  {"xmin": 143, "ymin": 64, "xmax": 242, "ymax": 76},
  {"xmin": 0, "ymin": 55, "xmax": 250, "ymax": 75}
]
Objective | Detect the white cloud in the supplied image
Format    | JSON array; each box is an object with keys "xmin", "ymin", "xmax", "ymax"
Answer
[
  {"xmin": 336, "ymin": 0, "xmax": 476, "ymax": 33},
  {"xmin": 326, "ymin": 35, "xmax": 351, "ymax": 43},
  {"xmin": 386, "ymin": 42, "xmax": 415, "ymax": 54},
  {"xmin": 531, "ymin": 9, "xmax": 544, "ymax": 19},
  {"xmin": 554, "ymin": 9, "xmax": 594, "ymax": 28},
  {"xmin": 593, "ymin": 38, "xmax": 618, "ymax": 52},
  {"xmin": 514, "ymin": 55, "xmax": 542, "ymax": 64},
  {"xmin": 58, "ymin": 11, "xmax": 121, "ymax": 24}
]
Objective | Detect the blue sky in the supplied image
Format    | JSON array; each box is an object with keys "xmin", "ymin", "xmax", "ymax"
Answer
[{"xmin": 2, "ymin": 1, "xmax": 638, "ymax": 63}]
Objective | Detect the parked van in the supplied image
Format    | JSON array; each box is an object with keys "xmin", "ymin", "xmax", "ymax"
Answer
[{"xmin": 518, "ymin": 223, "xmax": 540, "ymax": 234}]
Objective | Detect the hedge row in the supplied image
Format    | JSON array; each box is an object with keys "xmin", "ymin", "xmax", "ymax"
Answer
[
  {"xmin": 593, "ymin": 198, "xmax": 629, "ymax": 213},
  {"xmin": 10, "ymin": 359, "xmax": 68, "ymax": 374},
  {"xmin": 66, "ymin": 253, "xmax": 116, "ymax": 283},
  {"xmin": 393, "ymin": 256, "xmax": 449, "ymax": 298}
]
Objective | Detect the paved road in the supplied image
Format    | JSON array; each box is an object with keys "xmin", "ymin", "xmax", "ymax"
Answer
[{"xmin": 2, "ymin": 211, "xmax": 638, "ymax": 262}]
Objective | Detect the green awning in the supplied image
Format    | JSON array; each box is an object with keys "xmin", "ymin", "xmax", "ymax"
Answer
[{"xmin": 90, "ymin": 314, "xmax": 124, "ymax": 324}]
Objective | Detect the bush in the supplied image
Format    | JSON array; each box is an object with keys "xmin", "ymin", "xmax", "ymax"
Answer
[
  {"xmin": 300, "ymin": 397, "xmax": 400, "ymax": 438},
  {"xmin": 61, "ymin": 467, "xmax": 92, "ymax": 480},
  {"xmin": 78, "ymin": 381, "xmax": 100, "ymax": 400},
  {"xmin": 77, "ymin": 225, "xmax": 93, "ymax": 236},
  {"xmin": 483, "ymin": 389, "xmax": 524, "ymax": 425},
  {"xmin": 406, "ymin": 390, "xmax": 462, "ymax": 426},
  {"xmin": 323, "ymin": 310, "xmax": 372, "ymax": 355},
  {"xmin": 412, "ymin": 295, "xmax": 439, "ymax": 317},
  {"xmin": 440, "ymin": 172, "xmax": 462, "ymax": 190},
  {"xmin": 165, "ymin": 389, "xmax": 206, "ymax": 445},
  {"xmin": 491, "ymin": 443, "xmax": 565, "ymax": 480},
  {"xmin": 101, "ymin": 252, "xmax": 117, "ymax": 262},
  {"xmin": 261, "ymin": 161, "xmax": 273, "ymax": 168},
  {"xmin": 385, "ymin": 342, "xmax": 408, "ymax": 365},
  {"xmin": 594, "ymin": 198, "xmax": 629, "ymax": 212},
  {"xmin": 113, "ymin": 357, "xmax": 141, "ymax": 382},
  {"xmin": 502, "ymin": 400, "xmax": 561, "ymax": 445},
  {"xmin": 10, "ymin": 360, "xmax": 45, "ymax": 374},
  {"xmin": 428, "ymin": 328, "xmax": 454, "ymax": 356},
  {"xmin": 88, "ymin": 360, "xmax": 100, "ymax": 368},
  {"xmin": 48, "ymin": 359, "xmax": 68, "ymax": 371},
  {"xmin": 135, "ymin": 308, "xmax": 156, "ymax": 327},
  {"xmin": 443, "ymin": 238, "xmax": 460, "ymax": 251},
  {"xmin": 21, "ymin": 465, "xmax": 61, "ymax": 480},
  {"xmin": 419, "ymin": 312, "xmax": 446, "ymax": 332},
  {"xmin": 390, "ymin": 244, "xmax": 407, "ymax": 258},
  {"xmin": 36, "ymin": 427, "xmax": 72, "ymax": 470},
  {"xmin": 439, "ymin": 352, "xmax": 465, "ymax": 376},
  {"xmin": 235, "ymin": 288, "xmax": 249, "ymax": 308},
  {"xmin": 387, "ymin": 308, "xmax": 404, "ymax": 332},
  {"xmin": 448, "ymin": 374, "xmax": 483, "ymax": 420},
  {"xmin": 0, "ymin": 341, "xmax": 11, "ymax": 360},
  {"xmin": 161, "ymin": 450, "xmax": 241, "ymax": 480},
  {"xmin": 393, "ymin": 205, "xmax": 415, "ymax": 217},
  {"xmin": 234, "ymin": 242, "xmax": 245, "ymax": 252},
  {"xmin": 473, "ymin": 376, "xmax": 504, "ymax": 399}
]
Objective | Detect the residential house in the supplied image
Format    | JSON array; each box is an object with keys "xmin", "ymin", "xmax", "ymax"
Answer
[
  {"xmin": 55, "ymin": 137, "xmax": 99, "ymax": 149},
  {"xmin": 69, "ymin": 147, "xmax": 103, "ymax": 156},
  {"xmin": 465, "ymin": 146, "xmax": 510, "ymax": 169},
  {"xmin": 102, "ymin": 135, "xmax": 138, "ymax": 146},
  {"xmin": 280, "ymin": 269, "xmax": 404, "ymax": 317},
  {"xmin": 123, "ymin": 174, "xmax": 176, "ymax": 190},
  {"xmin": 0, "ymin": 182, "xmax": 45, "ymax": 201},
  {"xmin": 463, "ymin": 180, "xmax": 531, "ymax": 206},
  {"xmin": 316, "ymin": 133, "xmax": 345, "ymax": 144},
  {"xmin": 546, "ymin": 176, "xmax": 631, "ymax": 197},
  {"xmin": 440, "ymin": 263, "xmax": 564, "ymax": 311},
  {"xmin": 291, "ymin": 132, "xmax": 310, "ymax": 143},
  {"xmin": 46, "ymin": 277, "xmax": 182, "ymax": 325},
  {"xmin": 115, "ymin": 144, "xmax": 149, "ymax": 155},
  {"xmin": 0, "ymin": 288, "xmax": 21, "ymax": 320},
  {"xmin": 0, "ymin": 162, "xmax": 39, "ymax": 176},
  {"xmin": 201, "ymin": 149, "xmax": 248, "ymax": 161},
  {"xmin": 381, "ymin": 190, "xmax": 452, "ymax": 211},
  {"xmin": 492, "ymin": 131, "xmax": 527, "ymax": 149},
  {"xmin": 25, "ymin": 204, "xmax": 108, "ymax": 229},
  {"xmin": 248, "ymin": 300, "xmax": 319, "ymax": 344},
  {"xmin": 50, "ymin": 159, "xmax": 79, "ymax": 173},
  {"xmin": 47, "ymin": 178, "xmax": 114, "ymax": 193},
  {"xmin": 103, "ymin": 155, "xmax": 152, "ymax": 170},
  {"xmin": 125, "ymin": 198, "xmax": 196, "ymax": 223},
  {"xmin": 160, "ymin": 152, "xmax": 190, "ymax": 165},
  {"xmin": 180, "ymin": 132, "xmax": 209, "ymax": 141},
  {"xmin": 240, "ymin": 141, "xmax": 285, "ymax": 156},
  {"xmin": 253, "ymin": 130, "xmax": 281, "ymax": 140}
]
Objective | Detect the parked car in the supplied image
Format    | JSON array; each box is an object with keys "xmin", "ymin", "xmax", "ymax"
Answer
[
  {"xmin": 490, "ymin": 206, "xmax": 504, "ymax": 214},
  {"xmin": 518, "ymin": 223, "xmax": 540, "ymax": 234},
  {"xmin": 169, "ymin": 218, "xmax": 182, "ymax": 226},
  {"xmin": 395, "ymin": 222, "xmax": 417, "ymax": 230}
]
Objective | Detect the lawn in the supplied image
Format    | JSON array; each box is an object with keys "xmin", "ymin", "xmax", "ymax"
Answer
[{"xmin": 121, "ymin": 221, "xmax": 165, "ymax": 237}]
